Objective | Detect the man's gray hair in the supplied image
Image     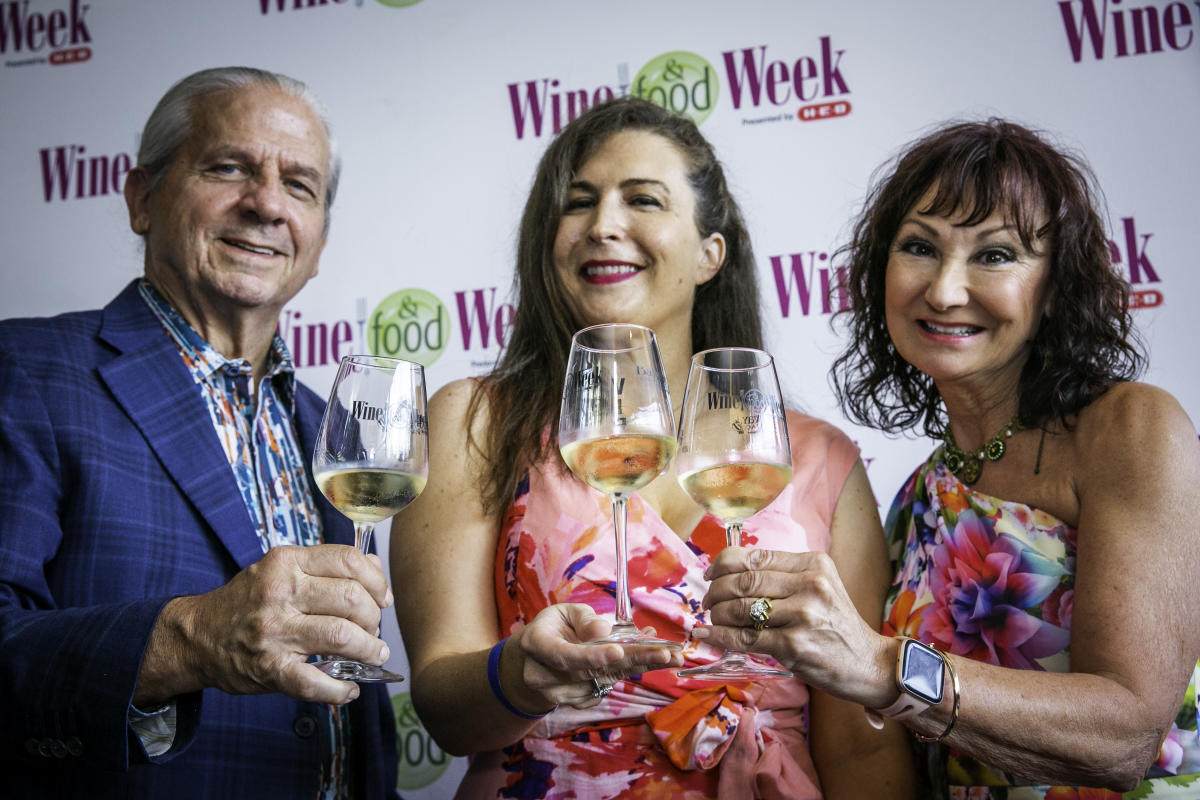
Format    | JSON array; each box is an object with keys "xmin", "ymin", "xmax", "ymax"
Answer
[{"xmin": 136, "ymin": 66, "xmax": 341, "ymax": 235}]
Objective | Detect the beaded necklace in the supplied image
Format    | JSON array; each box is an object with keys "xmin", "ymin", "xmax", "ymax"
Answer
[{"xmin": 941, "ymin": 415, "xmax": 1022, "ymax": 485}]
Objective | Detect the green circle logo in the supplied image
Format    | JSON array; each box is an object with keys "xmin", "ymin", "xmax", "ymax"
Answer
[
  {"xmin": 369, "ymin": 288, "xmax": 449, "ymax": 367},
  {"xmin": 632, "ymin": 51, "xmax": 719, "ymax": 125},
  {"xmin": 392, "ymin": 692, "xmax": 450, "ymax": 790},
  {"xmin": 375, "ymin": 0, "xmax": 423, "ymax": 7}
]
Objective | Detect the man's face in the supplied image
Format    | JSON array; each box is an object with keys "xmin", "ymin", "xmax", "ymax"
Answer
[{"xmin": 128, "ymin": 84, "xmax": 331, "ymax": 320}]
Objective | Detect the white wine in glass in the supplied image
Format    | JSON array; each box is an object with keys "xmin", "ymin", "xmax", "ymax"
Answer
[
  {"xmin": 312, "ymin": 354, "xmax": 429, "ymax": 683},
  {"xmin": 558, "ymin": 323, "xmax": 682, "ymax": 649},
  {"xmin": 676, "ymin": 347, "xmax": 794, "ymax": 680}
]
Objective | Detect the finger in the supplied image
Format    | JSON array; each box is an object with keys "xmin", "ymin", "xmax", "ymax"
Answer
[
  {"xmin": 560, "ymin": 685, "xmax": 605, "ymax": 710},
  {"xmin": 291, "ymin": 613, "xmax": 391, "ymax": 668},
  {"xmin": 364, "ymin": 554, "xmax": 394, "ymax": 608},
  {"xmin": 704, "ymin": 546, "xmax": 816, "ymax": 582},
  {"xmin": 557, "ymin": 603, "xmax": 626, "ymax": 643},
  {"xmin": 703, "ymin": 551, "xmax": 838, "ymax": 610},
  {"xmin": 278, "ymin": 661, "xmax": 363, "ymax": 706},
  {"xmin": 706, "ymin": 594, "xmax": 796, "ymax": 631},
  {"xmin": 704, "ymin": 565, "xmax": 813, "ymax": 611},
  {"xmin": 291, "ymin": 574, "xmax": 384, "ymax": 633},
  {"xmin": 608, "ymin": 640, "xmax": 683, "ymax": 673},
  {"xmin": 548, "ymin": 604, "xmax": 627, "ymax": 658},
  {"xmin": 522, "ymin": 619, "xmax": 623, "ymax": 672},
  {"xmin": 690, "ymin": 622, "xmax": 767, "ymax": 654},
  {"xmin": 287, "ymin": 545, "xmax": 392, "ymax": 607},
  {"xmin": 558, "ymin": 675, "xmax": 615, "ymax": 710}
]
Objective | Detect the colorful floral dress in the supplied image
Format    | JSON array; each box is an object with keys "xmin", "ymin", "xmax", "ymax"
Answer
[
  {"xmin": 453, "ymin": 413, "xmax": 858, "ymax": 800},
  {"xmin": 883, "ymin": 451, "xmax": 1200, "ymax": 800}
]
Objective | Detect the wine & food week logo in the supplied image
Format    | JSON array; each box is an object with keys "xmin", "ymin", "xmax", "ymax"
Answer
[
  {"xmin": 631, "ymin": 51, "xmax": 719, "ymax": 125},
  {"xmin": 506, "ymin": 37, "xmax": 854, "ymax": 140},
  {"xmin": 0, "ymin": 0, "xmax": 93, "ymax": 69},
  {"xmin": 369, "ymin": 288, "xmax": 449, "ymax": 368}
]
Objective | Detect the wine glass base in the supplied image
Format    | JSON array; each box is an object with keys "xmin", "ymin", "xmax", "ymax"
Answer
[
  {"xmin": 316, "ymin": 659, "xmax": 406, "ymax": 683},
  {"xmin": 678, "ymin": 654, "xmax": 793, "ymax": 681},
  {"xmin": 587, "ymin": 624, "xmax": 683, "ymax": 649}
]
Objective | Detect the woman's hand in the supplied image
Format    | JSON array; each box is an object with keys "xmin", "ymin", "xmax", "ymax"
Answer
[
  {"xmin": 694, "ymin": 546, "xmax": 895, "ymax": 709},
  {"xmin": 504, "ymin": 603, "xmax": 685, "ymax": 712}
]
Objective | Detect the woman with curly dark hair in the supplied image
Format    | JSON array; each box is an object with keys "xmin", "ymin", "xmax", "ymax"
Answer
[
  {"xmin": 391, "ymin": 97, "xmax": 915, "ymax": 798},
  {"xmin": 694, "ymin": 119, "xmax": 1200, "ymax": 798}
]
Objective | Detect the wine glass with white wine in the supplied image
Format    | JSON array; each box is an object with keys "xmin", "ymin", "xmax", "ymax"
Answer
[
  {"xmin": 558, "ymin": 323, "xmax": 682, "ymax": 649},
  {"xmin": 676, "ymin": 347, "xmax": 794, "ymax": 680},
  {"xmin": 312, "ymin": 354, "xmax": 429, "ymax": 683}
]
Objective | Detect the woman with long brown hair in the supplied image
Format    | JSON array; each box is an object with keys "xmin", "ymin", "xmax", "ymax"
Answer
[{"xmin": 392, "ymin": 98, "xmax": 913, "ymax": 798}]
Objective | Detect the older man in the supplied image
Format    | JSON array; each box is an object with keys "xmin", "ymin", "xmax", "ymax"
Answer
[{"xmin": 0, "ymin": 68, "xmax": 398, "ymax": 798}]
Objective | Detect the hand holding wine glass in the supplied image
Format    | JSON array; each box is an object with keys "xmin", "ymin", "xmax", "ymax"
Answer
[
  {"xmin": 558, "ymin": 323, "xmax": 682, "ymax": 649},
  {"xmin": 676, "ymin": 347, "xmax": 793, "ymax": 680},
  {"xmin": 313, "ymin": 354, "xmax": 429, "ymax": 683}
]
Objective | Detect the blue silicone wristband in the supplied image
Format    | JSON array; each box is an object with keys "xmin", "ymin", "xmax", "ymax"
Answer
[{"xmin": 487, "ymin": 636, "xmax": 554, "ymax": 720}]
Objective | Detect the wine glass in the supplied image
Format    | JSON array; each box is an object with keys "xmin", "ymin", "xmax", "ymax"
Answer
[
  {"xmin": 675, "ymin": 347, "xmax": 794, "ymax": 680},
  {"xmin": 312, "ymin": 354, "xmax": 429, "ymax": 683},
  {"xmin": 558, "ymin": 323, "xmax": 682, "ymax": 649}
]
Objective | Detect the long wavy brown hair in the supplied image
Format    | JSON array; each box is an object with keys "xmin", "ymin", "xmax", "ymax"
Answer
[
  {"xmin": 470, "ymin": 98, "xmax": 763, "ymax": 515},
  {"xmin": 831, "ymin": 118, "xmax": 1144, "ymax": 437}
]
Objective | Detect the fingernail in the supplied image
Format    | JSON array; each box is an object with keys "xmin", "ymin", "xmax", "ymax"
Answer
[
  {"xmin": 384, "ymin": 589, "xmax": 394, "ymax": 607},
  {"xmin": 691, "ymin": 627, "xmax": 711, "ymax": 639},
  {"xmin": 380, "ymin": 643, "xmax": 390, "ymax": 662},
  {"xmin": 346, "ymin": 686, "xmax": 360, "ymax": 703}
]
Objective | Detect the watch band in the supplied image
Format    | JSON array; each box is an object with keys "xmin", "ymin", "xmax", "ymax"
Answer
[{"xmin": 875, "ymin": 688, "xmax": 931, "ymax": 720}]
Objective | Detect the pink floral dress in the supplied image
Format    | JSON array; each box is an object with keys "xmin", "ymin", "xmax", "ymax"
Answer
[
  {"xmin": 883, "ymin": 452, "xmax": 1200, "ymax": 800},
  {"xmin": 454, "ymin": 414, "xmax": 858, "ymax": 800}
]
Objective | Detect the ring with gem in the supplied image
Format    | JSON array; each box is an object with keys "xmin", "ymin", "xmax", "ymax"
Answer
[
  {"xmin": 591, "ymin": 678, "xmax": 613, "ymax": 699},
  {"xmin": 748, "ymin": 597, "xmax": 773, "ymax": 631}
]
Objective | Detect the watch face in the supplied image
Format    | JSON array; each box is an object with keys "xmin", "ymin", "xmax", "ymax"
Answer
[{"xmin": 901, "ymin": 640, "xmax": 944, "ymax": 705}]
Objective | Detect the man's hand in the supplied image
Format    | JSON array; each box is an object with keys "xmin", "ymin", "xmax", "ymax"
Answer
[{"xmin": 135, "ymin": 544, "xmax": 394, "ymax": 706}]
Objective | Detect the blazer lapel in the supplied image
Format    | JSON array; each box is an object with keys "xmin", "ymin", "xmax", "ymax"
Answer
[{"xmin": 96, "ymin": 282, "xmax": 264, "ymax": 571}]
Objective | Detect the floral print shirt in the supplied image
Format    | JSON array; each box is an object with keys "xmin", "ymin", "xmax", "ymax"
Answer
[{"xmin": 883, "ymin": 451, "xmax": 1200, "ymax": 800}]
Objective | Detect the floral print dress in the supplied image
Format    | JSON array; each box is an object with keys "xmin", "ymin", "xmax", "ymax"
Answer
[
  {"xmin": 453, "ymin": 413, "xmax": 859, "ymax": 800},
  {"xmin": 883, "ymin": 451, "xmax": 1200, "ymax": 800}
]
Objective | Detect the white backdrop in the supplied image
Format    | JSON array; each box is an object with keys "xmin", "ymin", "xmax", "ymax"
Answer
[{"xmin": 3, "ymin": 0, "xmax": 1198, "ymax": 794}]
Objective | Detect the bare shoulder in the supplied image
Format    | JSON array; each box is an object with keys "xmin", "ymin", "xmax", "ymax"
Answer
[
  {"xmin": 429, "ymin": 378, "xmax": 489, "ymax": 437},
  {"xmin": 425, "ymin": 377, "xmax": 494, "ymax": 477},
  {"xmin": 784, "ymin": 409, "xmax": 854, "ymax": 444},
  {"xmin": 430, "ymin": 377, "xmax": 487, "ymax": 419},
  {"xmin": 1075, "ymin": 381, "xmax": 1198, "ymax": 459},
  {"xmin": 1073, "ymin": 381, "xmax": 1200, "ymax": 497}
]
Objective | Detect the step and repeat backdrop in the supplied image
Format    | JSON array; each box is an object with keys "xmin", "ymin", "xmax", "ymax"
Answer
[{"xmin": 2, "ymin": 0, "xmax": 1197, "ymax": 795}]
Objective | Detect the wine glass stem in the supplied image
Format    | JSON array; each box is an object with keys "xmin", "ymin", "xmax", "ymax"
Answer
[
  {"xmin": 724, "ymin": 522, "xmax": 746, "ymax": 658},
  {"xmin": 354, "ymin": 522, "xmax": 376, "ymax": 554},
  {"xmin": 725, "ymin": 522, "xmax": 742, "ymax": 549},
  {"xmin": 610, "ymin": 494, "xmax": 635, "ymax": 632}
]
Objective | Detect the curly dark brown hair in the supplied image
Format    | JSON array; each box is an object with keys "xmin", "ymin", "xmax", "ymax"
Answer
[
  {"xmin": 830, "ymin": 118, "xmax": 1144, "ymax": 437},
  {"xmin": 471, "ymin": 97, "xmax": 762, "ymax": 515}
]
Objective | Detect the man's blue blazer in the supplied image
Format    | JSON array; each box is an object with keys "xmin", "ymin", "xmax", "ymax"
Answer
[{"xmin": 0, "ymin": 280, "xmax": 398, "ymax": 798}]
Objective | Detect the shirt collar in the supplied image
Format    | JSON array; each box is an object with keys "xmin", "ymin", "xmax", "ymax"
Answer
[{"xmin": 138, "ymin": 279, "xmax": 296, "ymax": 394}]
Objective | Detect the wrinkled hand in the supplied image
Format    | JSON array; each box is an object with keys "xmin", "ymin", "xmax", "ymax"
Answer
[
  {"xmin": 139, "ymin": 544, "xmax": 393, "ymax": 706},
  {"xmin": 505, "ymin": 604, "xmax": 684, "ymax": 711},
  {"xmin": 695, "ymin": 547, "xmax": 893, "ymax": 707}
]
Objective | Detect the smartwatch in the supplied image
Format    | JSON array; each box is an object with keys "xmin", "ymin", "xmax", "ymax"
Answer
[{"xmin": 875, "ymin": 637, "xmax": 945, "ymax": 721}]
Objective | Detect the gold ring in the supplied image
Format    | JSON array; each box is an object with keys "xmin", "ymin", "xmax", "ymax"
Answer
[{"xmin": 748, "ymin": 597, "xmax": 772, "ymax": 631}]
